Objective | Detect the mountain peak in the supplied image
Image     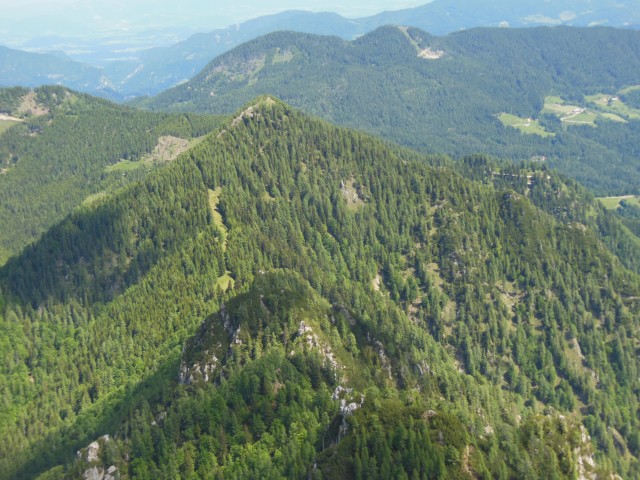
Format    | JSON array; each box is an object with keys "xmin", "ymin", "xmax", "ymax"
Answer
[{"xmin": 230, "ymin": 95, "xmax": 278, "ymax": 127}]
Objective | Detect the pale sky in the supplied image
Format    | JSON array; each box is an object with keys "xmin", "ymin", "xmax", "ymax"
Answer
[
  {"xmin": 0, "ymin": 1, "xmax": 431, "ymax": 25},
  {"xmin": 0, "ymin": 0, "xmax": 432, "ymax": 48}
]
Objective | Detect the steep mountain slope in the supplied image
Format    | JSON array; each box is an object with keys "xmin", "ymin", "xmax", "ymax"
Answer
[
  {"xmin": 1, "ymin": 99, "xmax": 638, "ymax": 478},
  {"xmin": 141, "ymin": 26, "xmax": 640, "ymax": 196},
  {"xmin": 0, "ymin": 86, "xmax": 222, "ymax": 265}
]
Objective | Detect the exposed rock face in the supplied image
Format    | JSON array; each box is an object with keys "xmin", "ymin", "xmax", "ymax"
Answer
[
  {"xmin": 85, "ymin": 441, "xmax": 100, "ymax": 463},
  {"xmin": 83, "ymin": 467, "xmax": 102, "ymax": 480},
  {"xmin": 77, "ymin": 435, "xmax": 110, "ymax": 462},
  {"xmin": 179, "ymin": 349, "xmax": 219, "ymax": 384},
  {"xmin": 294, "ymin": 321, "xmax": 340, "ymax": 374},
  {"xmin": 77, "ymin": 435, "xmax": 119, "ymax": 480},
  {"xmin": 179, "ymin": 303, "xmax": 230, "ymax": 385},
  {"xmin": 374, "ymin": 340, "xmax": 393, "ymax": 378},
  {"xmin": 333, "ymin": 385, "xmax": 364, "ymax": 440},
  {"xmin": 575, "ymin": 425, "xmax": 598, "ymax": 480},
  {"xmin": 82, "ymin": 466, "xmax": 118, "ymax": 480}
]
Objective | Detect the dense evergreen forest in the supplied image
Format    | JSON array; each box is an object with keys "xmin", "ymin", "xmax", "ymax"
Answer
[
  {"xmin": 0, "ymin": 86, "xmax": 223, "ymax": 265},
  {"xmin": 1, "ymin": 98, "xmax": 639, "ymax": 479},
  {"xmin": 139, "ymin": 25, "xmax": 640, "ymax": 195}
]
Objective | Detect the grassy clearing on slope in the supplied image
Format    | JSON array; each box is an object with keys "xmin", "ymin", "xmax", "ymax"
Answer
[
  {"xmin": 543, "ymin": 98, "xmax": 579, "ymax": 115},
  {"xmin": 544, "ymin": 92, "xmax": 640, "ymax": 127},
  {"xmin": 600, "ymin": 113, "xmax": 627, "ymax": 122},
  {"xmin": 598, "ymin": 196, "xmax": 640, "ymax": 210},
  {"xmin": 585, "ymin": 93, "xmax": 640, "ymax": 121},
  {"xmin": 208, "ymin": 187, "xmax": 229, "ymax": 252},
  {"xmin": 82, "ymin": 191, "xmax": 108, "ymax": 206},
  {"xmin": 215, "ymin": 273, "xmax": 235, "ymax": 292},
  {"xmin": 0, "ymin": 120, "xmax": 19, "ymax": 134},
  {"xmin": 208, "ymin": 187, "xmax": 227, "ymax": 235},
  {"xmin": 542, "ymin": 97, "xmax": 598, "ymax": 125},
  {"xmin": 498, "ymin": 113, "xmax": 554, "ymax": 137},
  {"xmin": 619, "ymin": 85, "xmax": 640, "ymax": 95},
  {"xmin": 563, "ymin": 110, "xmax": 597, "ymax": 125},
  {"xmin": 105, "ymin": 160, "xmax": 145, "ymax": 173},
  {"xmin": 105, "ymin": 135, "xmax": 205, "ymax": 174}
]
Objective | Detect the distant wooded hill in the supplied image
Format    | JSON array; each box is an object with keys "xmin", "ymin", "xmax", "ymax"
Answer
[
  {"xmin": 3, "ymin": 1, "xmax": 639, "ymax": 98},
  {"xmin": 0, "ymin": 46, "xmax": 121, "ymax": 100},
  {"xmin": 139, "ymin": 26, "xmax": 640, "ymax": 195}
]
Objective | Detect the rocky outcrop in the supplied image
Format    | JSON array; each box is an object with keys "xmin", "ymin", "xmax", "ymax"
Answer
[
  {"xmin": 332, "ymin": 385, "xmax": 364, "ymax": 441},
  {"xmin": 294, "ymin": 321, "xmax": 340, "ymax": 375},
  {"xmin": 179, "ymin": 303, "xmax": 230, "ymax": 385},
  {"xmin": 76, "ymin": 435, "xmax": 119, "ymax": 480}
]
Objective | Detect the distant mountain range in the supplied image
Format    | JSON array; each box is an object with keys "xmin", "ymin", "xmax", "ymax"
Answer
[
  {"xmin": 139, "ymin": 25, "xmax": 640, "ymax": 195},
  {"xmin": 0, "ymin": 46, "xmax": 120, "ymax": 99},
  {"xmin": 2, "ymin": 0, "xmax": 640, "ymax": 98}
]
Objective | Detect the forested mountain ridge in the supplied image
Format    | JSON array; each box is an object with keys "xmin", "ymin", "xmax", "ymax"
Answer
[
  {"xmin": 0, "ymin": 86, "xmax": 223, "ymax": 265},
  {"xmin": 1, "ymin": 98, "xmax": 639, "ymax": 478},
  {"xmin": 140, "ymin": 25, "xmax": 640, "ymax": 195},
  {"xmin": 103, "ymin": 0, "xmax": 638, "ymax": 96},
  {"xmin": 364, "ymin": 0, "xmax": 640, "ymax": 33},
  {"xmin": 5, "ymin": 1, "xmax": 638, "ymax": 99},
  {"xmin": 102, "ymin": 10, "xmax": 365, "ymax": 98}
]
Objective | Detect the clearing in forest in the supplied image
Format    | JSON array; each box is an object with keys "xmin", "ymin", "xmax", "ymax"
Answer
[
  {"xmin": 208, "ymin": 187, "xmax": 228, "ymax": 243},
  {"xmin": 340, "ymin": 177, "xmax": 365, "ymax": 210},
  {"xmin": 597, "ymin": 195, "xmax": 640, "ymax": 210},
  {"xmin": 397, "ymin": 26, "xmax": 444, "ymax": 60},
  {"xmin": 498, "ymin": 113, "xmax": 554, "ymax": 137},
  {"xmin": 542, "ymin": 97, "xmax": 597, "ymax": 126},
  {"xmin": 585, "ymin": 93, "xmax": 640, "ymax": 121},
  {"xmin": 17, "ymin": 91, "xmax": 50, "ymax": 117},
  {"xmin": 542, "ymin": 91, "xmax": 640, "ymax": 127},
  {"xmin": 106, "ymin": 135, "xmax": 201, "ymax": 173}
]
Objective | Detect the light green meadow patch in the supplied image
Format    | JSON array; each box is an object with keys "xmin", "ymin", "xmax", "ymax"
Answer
[
  {"xmin": 215, "ymin": 273, "xmax": 235, "ymax": 292},
  {"xmin": 597, "ymin": 196, "xmax": 640, "ymax": 210},
  {"xmin": 208, "ymin": 187, "xmax": 229, "ymax": 251},
  {"xmin": 82, "ymin": 191, "xmax": 108, "ymax": 206},
  {"xmin": 545, "ymin": 95, "xmax": 564, "ymax": 104},
  {"xmin": 105, "ymin": 160, "xmax": 145, "ymax": 173},
  {"xmin": 105, "ymin": 135, "xmax": 203, "ymax": 174},
  {"xmin": 585, "ymin": 93, "xmax": 611, "ymax": 106},
  {"xmin": 272, "ymin": 48, "xmax": 294, "ymax": 64},
  {"xmin": 600, "ymin": 113, "xmax": 627, "ymax": 122},
  {"xmin": 0, "ymin": 119, "xmax": 21, "ymax": 134},
  {"xmin": 543, "ymin": 100, "xmax": 581, "ymax": 116},
  {"xmin": 498, "ymin": 113, "xmax": 526, "ymax": 127},
  {"xmin": 607, "ymin": 101, "xmax": 640, "ymax": 120},
  {"xmin": 208, "ymin": 187, "xmax": 227, "ymax": 234},
  {"xmin": 623, "ymin": 196, "xmax": 640, "ymax": 208},
  {"xmin": 619, "ymin": 85, "xmax": 640, "ymax": 95},
  {"xmin": 542, "ymin": 95, "xmax": 597, "ymax": 125},
  {"xmin": 498, "ymin": 113, "xmax": 554, "ymax": 137},
  {"xmin": 563, "ymin": 110, "xmax": 597, "ymax": 125},
  {"xmin": 0, "ymin": 246, "xmax": 9, "ymax": 267},
  {"xmin": 585, "ymin": 93, "xmax": 640, "ymax": 120},
  {"xmin": 598, "ymin": 197, "xmax": 624, "ymax": 209}
]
